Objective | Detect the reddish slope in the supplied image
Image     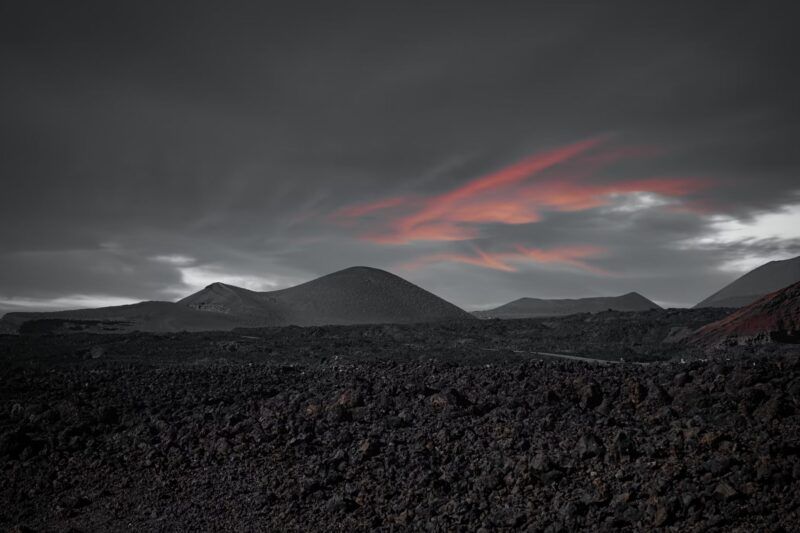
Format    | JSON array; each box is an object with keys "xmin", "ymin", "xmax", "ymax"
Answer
[{"xmin": 692, "ymin": 281, "xmax": 800, "ymax": 346}]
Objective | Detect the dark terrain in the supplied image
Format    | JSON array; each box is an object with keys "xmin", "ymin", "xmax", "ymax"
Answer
[{"xmin": 3, "ymin": 308, "xmax": 800, "ymax": 531}]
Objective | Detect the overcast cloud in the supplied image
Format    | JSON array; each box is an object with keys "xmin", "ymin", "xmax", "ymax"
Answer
[{"xmin": 1, "ymin": 1, "xmax": 799, "ymax": 312}]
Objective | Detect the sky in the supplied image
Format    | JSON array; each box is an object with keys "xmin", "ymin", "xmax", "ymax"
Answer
[{"xmin": 1, "ymin": 1, "xmax": 799, "ymax": 313}]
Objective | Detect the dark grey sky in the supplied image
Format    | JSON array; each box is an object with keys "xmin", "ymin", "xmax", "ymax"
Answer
[{"xmin": 2, "ymin": 1, "xmax": 799, "ymax": 312}]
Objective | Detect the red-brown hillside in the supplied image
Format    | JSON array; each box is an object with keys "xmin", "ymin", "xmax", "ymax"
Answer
[{"xmin": 692, "ymin": 280, "xmax": 800, "ymax": 346}]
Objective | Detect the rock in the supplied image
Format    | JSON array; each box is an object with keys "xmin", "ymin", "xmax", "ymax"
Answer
[
  {"xmin": 97, "ymin": 406, "xmax": 119, "ymax": 425},
  {"xmin": 576, "ymin": 433, "xmax": 605, "ymax": 459},
  {"xmin": 9, "ymin": 526, "xmax": 38, "ymax": 533},
  {"xmin": 57, "ymin": 495, "xmax": 91, "ymax": 511},
  {"xmin": 558, "ymin": 501, "xmax": 585, "ymax": 519},
  {"xmin": 611, "ymin": 431, "xmax": 635, "ymax": 459},
  {"xmin": 90, "ymin": 346, "xmax": 105, "ymax": 359},
  {"xmin": 358, "ymin": 438, "xmax": 380, "ymax": 459},
  {"xmin": 10, "ymin": 403, "xmax": 24, "ymax": 420},
  {"xmin": 215, "ymin": 437, "xmax": 231, "ymax": 456},
  {"xmin": 327, "ymin": 495, "xmax": 358, "ymax": 513},
  {"xmin": 429, "ymin": 393, "xmax": 450, "ymax": 409},
  {"xmin": 579, "ymin": 382, "xmax": 603, "ymax": 409},
  {"xmin": 754, "ymin": 395, "xmax": 789, "ymax": 422},
  {"xmin": 429, "ymin": 389, "xmax": 469, "ymax": 409},
  {"xmin": 702, "ymin": 456, "xmax": 731, "ymax": 475},
  {"xmin": 612, "ymin": 492, "xmax": 632, "ymax": 505},
  {"xmin": 335, "ymin": 389, "xmax": 362, "ymax": 408},
  {"xmin": 673, "ymin": 372, "xmax": 689, "ymax": 387},
  {"xmin": 541, "ymin": 469, "xmax": 564, "ymax": 484},
  {"xmin": 305, "ymin": 403, "xmax": 322, "ymax": 417},
  {"xmin": 647, "ymin": 382, "xmax": 672, "ymax": 405},
  {"xmin": 654, "ymin": 501, "xmax": 672, "ymax": 527},
  {"xmin": 714, "ymin": 481, "xmax": 738, "ymax": 501},
  {"xmin": 531, "ymin": 453, "xmax": 552, "ymax": 472}
]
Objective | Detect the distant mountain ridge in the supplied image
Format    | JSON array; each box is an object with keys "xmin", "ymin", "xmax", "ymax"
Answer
[
  {"xmin": 695, "ymin": 256, "xmax": 800, "ymax": 308},
  {"xmin": 474, "ymin": 292, "xmax": 661, "ymax": 319},
  {"xmin": 1, "ymin": 266, "xmax": 474, "ymax": 333}
]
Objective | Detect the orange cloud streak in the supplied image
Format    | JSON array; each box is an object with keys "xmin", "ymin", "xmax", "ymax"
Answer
[
  {"xmin": 515, "ymin": 245, "xmax": 610, "ymax": 275},
  {"xmin": 335, "ymin": 138, "xmax": 712, "ymax": 244},
  {"xmin": 390, "ymin": 137, "xmax": 605, "ymax": 241},
  {"xmin": 402, "ymin": 245, "xmax": 608, "ymax": 274}
]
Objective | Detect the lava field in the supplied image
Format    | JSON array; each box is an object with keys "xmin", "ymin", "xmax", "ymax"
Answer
[{"xmin": 2, "ymin": 313, "xmax": 800, "ymax": 531}]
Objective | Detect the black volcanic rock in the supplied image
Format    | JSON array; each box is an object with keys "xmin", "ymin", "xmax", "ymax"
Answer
[
  {"xmin": 3, "ymin": 336, "xmax": 799, "ymax": 532},
  {"xmin": 695, "ymin": 255, "xmax": 800, "ymax": 308},
  {"xmin": 474, "ymin": 292, "xmax": 661, "ymax": 319},
  {"xmin": 1, "ymin": 266, "xmax": 473, "ymax": 333}
]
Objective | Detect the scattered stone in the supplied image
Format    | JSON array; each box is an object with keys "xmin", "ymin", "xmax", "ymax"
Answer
[
  {"xmin": 90, "ymin": 346, "xmax": 105, "ymax": 359},
  {"xmin": 357, "ymin": 438, "xmax": 380, "ymax": 459},
  {"xmin": 714, "ymin": 481, "xmax": 739, "ymax": 501},
  {"xmin": 579, "ymin": 382, "xmax": 603, "ymax": 410},
  {"xmin": 576, "ymin": 433, "xmax": 605, "ymax": 459},
  {"xmin": 654, "ymin": 501, "xmax": 672, "ymax": 527},
  {"xmin": 611, "ymin": 431, "xmax": 636, "ymax": 459}
]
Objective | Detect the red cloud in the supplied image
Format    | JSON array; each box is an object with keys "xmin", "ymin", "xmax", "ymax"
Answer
[
  {"xmin": 402, "ymin": 245, "xmax": 609, "ymax": 274},
  {"xmin": 335, "ymin": 137, "xmax": 712, "ymax": 244}
]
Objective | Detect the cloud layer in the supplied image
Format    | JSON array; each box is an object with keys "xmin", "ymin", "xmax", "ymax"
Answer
[
  {"xmin": 1, "ymin": 1, "xmax": 799, "ymax": 312},
  {"xmin": 334, "ymin": 137, "xmax": 713, "ymax": 276}
]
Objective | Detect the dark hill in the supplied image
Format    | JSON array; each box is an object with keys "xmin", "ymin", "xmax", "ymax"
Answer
[
  {"xmin": 692, "ymin": 280, "xmax": 800, "ymax": 346},
  {"xmin": 695, "ymin": 255, "xmax": 800, "ymax": 308},
  {"xmin": 181, "ymin": 266, "xmax": 474, "ymax": 326},
  {"xmin": 474, "ymin": 292, "xmax": 661, "ymax": 319},
  {"xmin": 1, "ymin": 266, "xmax": 473, "ymax": 333}
]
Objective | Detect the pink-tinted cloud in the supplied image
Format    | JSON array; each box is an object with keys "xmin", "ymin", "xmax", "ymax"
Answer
[
  {"xmin": 388, "ymin": 137, "xmax": 604, "ymax": 242},
  {"xmin": 402, "ymin": 244, "xmax": 609, "ymax": 274},
  {"xmin": 335, "ymin": 137, "xmax": 712, "ymax": 244},
  {"xmin": 514, "ymin": 245, "xmax": 611, "ymax": 275}
]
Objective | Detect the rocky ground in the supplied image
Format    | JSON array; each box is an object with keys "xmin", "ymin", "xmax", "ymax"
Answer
[
  {"xmin": 2, "ymin": 307, "xmax": 733, "ymax": 366},
  {"xmin": 2, "ymin": 312, "xmax": 799, "ymax": 531}
]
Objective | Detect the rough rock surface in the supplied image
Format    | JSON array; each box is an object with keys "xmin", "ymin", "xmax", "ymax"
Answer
[
  {"xmin": 1, "ymin": 320, "xmax": 799, "ymax": 531},
  {"xmin": 3, "ymin": 307, "xmax": 734, "ymax": 363}
]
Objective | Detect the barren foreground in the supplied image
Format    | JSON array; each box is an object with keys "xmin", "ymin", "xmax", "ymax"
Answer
[{"xmin": 1, "ymin": 317, "xmax": 799, "ymax": 531}]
